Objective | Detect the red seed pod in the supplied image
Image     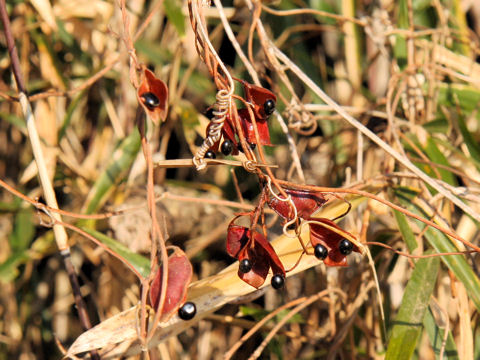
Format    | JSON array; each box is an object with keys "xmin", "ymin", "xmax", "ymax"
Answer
[
  {"xmin": 238, "ymin": 108, "xmax": 272, "ymax": 146},
  {"xmin": 226, "ymin": 222, "xmax": 285, "ymax": 289},
  {"xmin": 268, "ymin": 188, "xmax": 327, "ymax": 221},
  {"xmin": 236, "ymin": 78, "xmax": 277, "ymax": 120},
  {"xmin": 149, "ymin": 247, "xmax": 192, "ymax": 320},
  {"xmin": 137, "ymin": 68, "xmax": 168, "ymax": 125},
  {"xmin": 309, "ymin": 218, "xmax": 359, "ymax": 267}
]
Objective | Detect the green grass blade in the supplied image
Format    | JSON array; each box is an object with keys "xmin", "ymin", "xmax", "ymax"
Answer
[
  {"xmin": 395, "ymin": 188, "xmax": 480, "ymax": 311},
  {"xmin": 84, "ymin": 129, "xmax": 141, "ymax": 214},
  {"xmin": 81, "ymin": 227, "xmax": 150, "ymax": 278},
  {"xmin": 393, "ymin": 209, "xmax": 418, "ymax": 253},
  {"xmin": 423, "ymin": 136, "xmax": 457, "ymax": 186},
  {"xmin": 164, "ymin": 0, "xmax": 185, "ymax": 37},
  {"xmin": 423, "ymin": 307, "xmax": 459, "ymax": 359},
  {"xmin": 9, "ymin": 208, "xmax": 35, "ymax": 252},
  {"xmin": 0, "ymin": 252, "xmax": 30, "ymax": 282},
  {"xmin": 394, "ymin": 197, "xmax": 459, "ymax": 359},
  {"xmin": 386, "ymin": 252, "xmax": 440, "ymax": 359},
  {"xmin": 456, "ymin": 114, "xmax": 480, "ymax": 166}
]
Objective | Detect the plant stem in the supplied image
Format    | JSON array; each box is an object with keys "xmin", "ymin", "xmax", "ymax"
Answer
[{"xmin": 0, "ymin": 2, "xmax": 99, "ymax": 358}]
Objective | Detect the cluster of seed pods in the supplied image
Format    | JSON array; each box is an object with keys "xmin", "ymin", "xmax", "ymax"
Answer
[
  {"xmin": 138, "ymin": 70, "xmax": 358, "ymax": 319},
  {"xmin": 204, "ymin": 79, "xmax": 277, "ymax": 159},
  {"xmin": 226, "ymin": 187, "xmax": 360, "ymax": 290}
]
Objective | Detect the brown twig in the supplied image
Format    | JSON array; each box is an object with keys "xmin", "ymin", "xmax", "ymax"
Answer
[
  {"xmin": 0, "ymin": 1, "xmax": 99, "ymax": 359},
  {"xmin": 276, "ymin": 179, "xmax": 480, "ymax": 253}
]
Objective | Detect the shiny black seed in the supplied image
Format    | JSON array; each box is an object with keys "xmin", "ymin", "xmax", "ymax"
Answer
[
  {"xmin": 239, "ymin": 258, "xmax": 252, "ymax": 273},
  {"xmin": 205, "ymin": 108, "xmax": 215, "ymax": 120},
  {"xmin": 286, "ymin": 222, "xmax": 297, "ymax": 231},
  {"xmin": 263, "ymin": 99, "xmax": 275, "ymax": 116},
  {"xmin": 249, "ymin": 143, "xmax": 256, "ymax": 150},
  {"xmin": 140, "ymin": 92, "xmax": 160, "ymax": 110},
  {"xmin": 314, "ymin": 244, "xmax": 328, "ymax": 260},
  {"xmin": 271, "ymin": 274, "xmax": 285, "ymax": 290},
  {"xmin": 338, "ymin": 239, "xmax": 353, "ymax": 255},
  {"xmin": 205, "ymin": 150, "xmax": 216, "ymax": 159},
  {"xmin": 221, "ymin": 140, "xmax": 234, "ymax": 156},
  {"xmin": 178, "ymin": 302, "xmax": 196, "ymax": 320}
]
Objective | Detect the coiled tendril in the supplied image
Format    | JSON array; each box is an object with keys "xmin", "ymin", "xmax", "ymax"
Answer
[{"xmin": 193, "ymin": 89, "xmax": 230, "ymax": 169}]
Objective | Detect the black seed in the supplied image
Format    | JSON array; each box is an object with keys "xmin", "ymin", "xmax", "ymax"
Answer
[
  {"xmin": 221, "ymin": 140, "xmax": 234, "ymax": 156},
  {"xmin": 205, "ymin": 108, "xmax": 215, "ymax": 120},
  {"xmin": 339, "ymin": 239, "xmax": 353, "ymax": 255},
  {"xmin": 286, "ymin": 222, "xmax": 297, "ymax": 231},
  {"xmin": 178, "ymin": 302, "xmax": 196, "ymax": 320},
  {"xmin": 314, "ymin": 244, "xmax": 328, "ymax": 260},
  {"xmin": 205, "ymin": 150, "xmax": 216, "ymax": 159},
  {"xmin": 263, "ymin": 99, "xmax": 275, "ymax": 116},
  {"xmin": 140, "ymin": 92, "xmax": 160, "ymax": 110},
  {"xmin": 271, "ymin": 274, "xmax": 285, "ymax": 290},
  {"xmin": 239, "ymin": 258, "xmax": 252, "ymax": 273},
  {"xmin": 238, "ymin": 142, "xmax": 256, "ymax": 153}
]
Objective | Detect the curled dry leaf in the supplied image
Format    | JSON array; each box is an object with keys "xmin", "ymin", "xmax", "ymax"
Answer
[
  {"xmin": 149, "ymin": 247, "xmax": 193, "ymax": 320},
  {"xmin": 137, "ymin": 68, "xmax": 168, "ymax": 124}
]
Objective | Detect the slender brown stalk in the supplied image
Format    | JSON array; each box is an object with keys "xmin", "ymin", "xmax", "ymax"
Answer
[{"xmin": 0, "ymin": 1, "xmax": 99, "ymax": 358}]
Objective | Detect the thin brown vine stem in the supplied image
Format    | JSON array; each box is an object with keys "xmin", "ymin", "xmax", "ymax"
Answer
[
  {"xmin": 119, "ymin": 0, "xmax": 171, "ymax": 344},
  {"xmin": 0, "ymin": 175, "xmax": 263, "ymax": 222},
  {"xmin": 54, "ymin": 220, "xmax": 143, "ymax": 279},
  {"xmin": 133, "ymin": 0, "xmax": 164, "ymax": 42},
  {"xmin": 276, "ymin": 179, "xmax": 480, "ymax": 253},
  {"xmin": 224, "ymin": 288, "xmax": 347, "ymax": 360},
  {"xmin": 248, "ymin": 288, "xmax": 348, "ymax": 360},
  {"xmin": 232, "ymin": 94, "xmax": 288, "ymax": 200},
  {"xmin": 365, "ymin": 241, "xmax": 477, "ymax": 258},
  {"xmin": 244, "ymin": 1, "xmax": 480, "ymax": 221},
  {"xmin": 247, "ymin": 3, "xmax": 260, "ymax": 68},
  {"xmin": 210, "ymin": 0, "xmax": 304, "ymax": 182},
  {"xmin": 138, "ymin": 117, "xmax": 170, "ymax": 345},
  {"xmin": 0, "ymin": 178, "xmax": 119, "ymax": 219}
]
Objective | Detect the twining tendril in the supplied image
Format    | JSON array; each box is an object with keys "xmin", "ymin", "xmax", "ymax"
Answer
[
  {"xmin": 188, "ymin": 0, "xmax": 235, "ymax": 170},
  {"xmin": 193, "ymin": 89, "xmax": 230, "ymax": 169},
  {"xmin": 266, "ymin": 177, "xmax": 299, "ymax": 238},
  {"xmin": 242, "ymin": 160, "xmax": 257, "ymax": 172}
]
